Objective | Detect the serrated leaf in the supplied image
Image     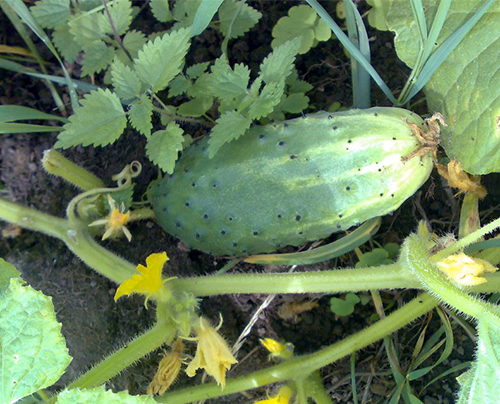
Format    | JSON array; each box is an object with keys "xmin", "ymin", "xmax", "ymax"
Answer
[
  {"xmin": 146, "ymin": 123, "xmax": 184, "ymax": 174},
  {"xmin": 109, "ymin": 185, "xmax": 134, "ymax": 210},
  {"xmin": 280, "ymin": 92, "xmax": 309, "ymax": 113},
  {"xmin": 187, "ymin": 72, "xmax": 214, "ymax": 98},
  {"xmin": 122, "ymin": 30, "xmax": 147, "ymax": 58},
  {"xmin": 218, "ymin": 0, "xmax": 262, "ymax": 39},
  {"xmin": 52, "ymin": 23, "xmax": 81, "ymax": 63},
  {"xmin": 68, "ymin": 11, "xmax": 107, "ymax": 47},
  {"xmin": 56, "ymin": 385, "xmax": 156, "ymax": 404},
  {"xmin": 0, "ymin": 259, "xmax": 20, "ymax": 296},
  {"xmin": 30, "ymin": 0, "xmax": 70, "ymax": 29},
  {"xmin": 172, "ymin": 0, "xmax": 202, "ymax": 28},
  {"xmin": 128, "ymin": 94, "xmax": 153, "ymax": 137},
  {"xmin": 55, "ymin": 89, "xmax": 126, "ymax": 148},
  {"xmin": 111, "ymin": 59, "xmax": 142, "ymax": 100},
  {"xmin": 192, "ymin": 0, "xmax": 224, "ymax": 36},
  {"xmin": 0, "ymin": 278, "xmax": 71, "ymax": 403},
  {"xmin": 104, "ymin": 0, "xmax": 132, "ymax": 35},
  {"xmin": 210, "ymin": 58, "xmax": 250, "ymax": 102},
  {"xmin": 150, "ymin": 0, "xmax": 172, "ymax": 23},
  {"xmin": 369, "ymin": 0, "xmax": 500, "ymax": 174},
  {"xmin": 260, "ymin": 38, "xmax": 301, "ymax": 84},
  {"xmin": 248, "ymin": 81, "xmax": 284, "ymax": 120},
  {"xmin": 81, "ymin": 40, "xmax": 115, "ymax": 76},
  {"xmin": 134, "ymin": 28, "xmax": 191, "ymax": 92},
  {"xmin": 168, "ymin": 75, "xmax": 191, "ymax": 97},
  {"xmin": 207, "ymin": 110, "xmax": 252, "ymax": 157},
  {"xmin": 177, "ymin": 96, "xmax": 213, "ymax": 117},
  {"xmin": 186, "ymin": 62, "xmax": 210, "ymax": 79},
  {"xmin": 271, "ymin": 5, "xmax": 331, "ymax": 54}
]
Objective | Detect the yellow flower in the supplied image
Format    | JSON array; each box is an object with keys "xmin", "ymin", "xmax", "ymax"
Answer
[
  {"xmin": 185, "ymin": 317, "xmax": 238, "ymax": 388},
  {"xmin": 114, "ymin": 252, "xmax": 174, "ymax": 304},
  {"xmin": 147, "ymin": 340, "xmax": 185, "ymax": 395},
  {"xmin": 436, "ymin": 253, "xmax": 497, "ymax": 286},
  {"xmin": 260, "ymin": 338, "xmax": 294, "ymax": 360},
  {"xmin": 89, "ymin": 194, "xmax": 132, "ymax": 241},
  {"xmin": 254, "ymin": 386, "xmax": 293, "ymax": 404}
]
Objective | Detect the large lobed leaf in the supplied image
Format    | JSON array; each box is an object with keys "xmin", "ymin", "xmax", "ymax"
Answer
[
  {"xmin": 56, "ymin": 385, "xmax": 156, "ymax": 403},
  {"xmin": 0, "ymin": 277, "xmax": 71, "ymax": 403},
  {"xmin": 146, "ymin": 122, "xmax": 185, "ymax": 174},
  {"xmin": 368, "ymin": 0, "xmax": 500, "ymax": 174},
  {"xmin": 55, "ymin": 88, "xmax": 126, "ymax": 148}
]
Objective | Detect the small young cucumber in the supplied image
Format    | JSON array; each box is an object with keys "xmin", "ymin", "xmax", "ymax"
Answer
[{"xmin": 149, "ymin": 107, "xmax": 432, "ymax": 257}]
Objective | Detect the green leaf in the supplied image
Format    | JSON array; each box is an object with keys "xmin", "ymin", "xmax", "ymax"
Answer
[
  {"xmin": 330, "ymin": 293, "xmax": 361, "ymax": 316},
  {"xmin": 52, "ymin": 23, "xmax": 81, "ymax": 63},
  {"xmin": 456, "ymin": 312, "xmax": 500, "ymax": 403},
  {"xmin": 0, "ymin": 277, "xmax": 71, "ymax": 403},
  {"xmin": 122, "ymin": 30, "xmax": 147, "ymax": 58},
  {"xmin": 271, "ymin": 5, "xmax": 332, "ymax": 54},
  {"xmin": 30, "ymin": 0, "xmax": 70, "ymax": 29},
  {"xmin": 177, "ymin": 96, "xmax": 213, "ymax": 117},
  {"xmin": 210, "ymin": 58, "xmax": 250, "ymax": 102},
  {"xmin": 168, "ymin": 75, "xmax": 191, "ymax": 97},
  {"xmin": 207, "ymin": 110, "xmax": 252, "ymax": 157},
  {"xmin": 108, "ymin": 185, "xmax": 134, "ymax": 210},
  {"xmin": 0, "ymin": 105, "xmax": 66, "ymax": 122},
  {"xmin": 0, "ymin": 259, "xmax": 20, "ymax": 296},
  {"xmin": 186, "ymin": 62, "xmax": 210, "ymax": 79},
  {"xmin": 218, "ymin": 0, "xmax": 262, "ymax": 39},
  {"xmin": 146, "ymin": 123, "xmax": 185, "ymax": 173},
  {"xmin": 150, "ymin": 0, "xmax": 172, "ymax": 23},
  {"xmin": 104, "ymin": 0, "xmax": 132, "ymax": 36},
  {"xmin": 369, "ymin": 0, "xmax": 500, "ymax": 174},
  {"xmin": 111, "ymin": 59, "xmax": 142, "ymax": 100},
  {"xmin": 0, "ymin": 122, "xmax": 62, "ymax": 134},
  {"xmin": 280, "ymin": 92, "xmax": 309, "ymax": 113},
  {"xmin": 248, "ymin": 81, "xmax": 284, "ymax": 120},
  {"xmin": 134, "ymin": 28, "xmax": 191, "ymax": 92},
  {"xmin": 55, "ymin": 89, "xmax": 126, "ymax": 148},
  {"xmin": 188, "ymin": 72, "xmax": 215, "ymax": 98},
  {"xmin": 81, "ymin": 40, "xmax": 115, "ymax": 76},
  {"xmin": 128, "ymin": 94, "xmax": 153, "ymax": 137},
  {"xmin": 191, "ymin": 0, "xmax": 224, "ymax": 36},
  {"xmin": 172, "ymin": 0, "xmax": 202, "ymax": 28},
  {"xmin": 68, "ymin": 10, "xmax": 106, "ymax": 47},
  {"xmin": 260, "ymin": 38, "xmax": 301, "ymax": 84},
  {"xmin": 56, "ymin": 385, "xmax": 156, "ymax": 403}
]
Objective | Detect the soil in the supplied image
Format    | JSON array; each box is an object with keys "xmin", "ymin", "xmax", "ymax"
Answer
[{"xmin": 1, "ymin": 1, "xmax": 499, "ymax": 404}]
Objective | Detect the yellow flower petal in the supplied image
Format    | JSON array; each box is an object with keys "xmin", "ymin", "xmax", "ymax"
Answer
[
  {"xmin": 437, "ymin": 253, "xmax": 497, "ymax": 286},
  {"xmin": 185, "ymin": 317, "xmax": 237, "ymax": 388},
  {"xmin": 147, "ymin": 340, "xmax": 184, "ymax": 395},
  {"xmin": 114, "ymin": 252, "xmax": 170, "ymax": 302},
  {"xmin": 260, "ymin": 338, "xmax": 294, "ymax": 360},
  {"xmin": 254, "ymin": 386, "xmax": 293, "ymax": 404}
]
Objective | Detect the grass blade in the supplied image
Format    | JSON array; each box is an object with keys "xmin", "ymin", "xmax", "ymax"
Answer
[
  {"xmin": 0, "ymin": 122, "xmax": 63, "ymax": 134},
  {"xmin": 0, "ymin": 105, "xmax": 67, "ymax": 122}
]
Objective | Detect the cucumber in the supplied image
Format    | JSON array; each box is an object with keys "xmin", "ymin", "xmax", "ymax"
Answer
[{"xmin": 149, "ymin": 107, "xmax": 433, "ymax": 257}]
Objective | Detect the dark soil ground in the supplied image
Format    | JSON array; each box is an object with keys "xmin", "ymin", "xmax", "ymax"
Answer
[{"xmin": 1, "ymin": 1, "xmax": 499, "ymax": 403}]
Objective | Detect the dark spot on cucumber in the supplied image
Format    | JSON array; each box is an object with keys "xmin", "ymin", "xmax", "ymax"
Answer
[
  {"xmin": 336, "ymin": 225, "xmax": 341, "ymax": 229},
  {"xmin": 191, "ymin": 182, "xmax": 196, "ymax": 187},
  {"xmin": 374, "ymin": 112, "xmax": 378, "ymax": 117},
  {"xmin": 471, "ymin": 137, "xmax": 475, "ymax": 141},
  {"xmin": 242, "ymin": 249, "xmax": 248, "ymax": 253},
  {"xmin": 253, "ymin": 231, "xmax": 259, "ymax": 236},
  {"xmin": 290, "ymin": 155, "xmax": 297, "ymax": 159},
  {"xmin": 213, "ymin": 183, "xmax": 217, "ymax": 188},
  {"xmin": 221, "ymin": 230, "xmax": 226, "ymax": 235},
  {"xmin": 346, "ymin": 186, "xmax": 351, "ymax": 191},
  {"xmin": 203, "ymin": 214, "xmax": 208, "ymax": 219},
  {"xmin": 276, "ymin": 243, "xmax": 281, "ymax": 248},
  {"xmin": 295, "ymin": 215, "xmax": 301, "ymax": 221},
  {"xmin": 328, "ymin": 115, "xmax": 333, "ymax": 119},
  {"xmin": 284, "ymin": 122, "xmax": 289, "ymax": 127},
  {"xmin": 346, "ymin": 148, "xmax": 349, "ymax": 151},
  {"xmin": 378, "ymin": 168, "xmax": 382, "ymax": 172},
  {"xmin": 163, "ymin": 193, "xmax": 167, "ymax": 197},
  {"xmin": 232, "ymin": 242, "xmax": 238, "ymax": 247},
  {"xmin": 279, "ymin": 141, "xmax": 285, "ymax": 146},
  {"xmin": 228, "ymin": 216, "xmax": 233, "ymax": 221},
  {"xmin": 333, "ymin": 125, "xmax": 338, "ymax": 130},
  {"xmin": 277, "ymin": 214, "xmax": 282, "ymax": 219},
  {"xmin": 298, "ymin": 231, "xmax": 303, "ymax": 235},
  {"xmin": 391, "ymin": 193, "xmax": 395, "ymax": 197},
  {"xmin": 185, "ymin": 202, "xmax": 190, "ymax": 207},
  {"xmin": 358, "ymin": 168, "xmax": 361, "ymax": 172},
  {"xmin": 338, "ymin": 214, "xmax": 343, "ymax": 218},
  {"xmin": 259, "ymin": 134, "xmax": 265, "ymax": 139},
  {"xmin": 347, "ymin": 139, "xmax": 352, "ymax": 143},
  {"xmin": 392, "ymin": 137, "xmax": 397, "ymax": 140},
  {"xmin": 184, "ymin": 169, "xmax": 188, "ymax": 173},
  {"xmin": 195, "ymin": 233, "xmax": 200, "ymax": 238},
  {"xmin": 163, "ymin": 207, "xmax": 167, "ymax": 212},
  {"xmin": 176, "ymin": 222, "xmax": 181, "ymax": 228},
  {"xmin": 380, "ymin": 193, "xmax": 384, "ymax": 197}
]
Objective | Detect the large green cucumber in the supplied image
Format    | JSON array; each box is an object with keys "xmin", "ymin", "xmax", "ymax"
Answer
[{"xmin": 149, "ymin": 107, "xmax": 432, "ymax": 257}]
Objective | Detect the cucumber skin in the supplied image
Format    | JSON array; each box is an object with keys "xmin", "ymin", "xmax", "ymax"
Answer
[{"xmin": 150, "ymin": 107, "xmax": 432, "ymax": 257}]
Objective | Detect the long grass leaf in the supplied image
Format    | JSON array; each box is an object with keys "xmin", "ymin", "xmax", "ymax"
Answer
[
  {"xmin": 0, "ymin": 106, "xmax": 67, "ymax": 122},
  {"xmin": 0, "ymin": 122, "xmax": 63, "ymax": 134},
  {"xmin": 410, "ymin": 0, "xmax": 428, "ymax": 42},
  {"xmin": 191, "ymin": 0, "xmax": 224, "ymax": 36},
  {"xmin": 306, "ymin": 0, "xmax": 397, "ymax": 105},
  {"xmin": 404, "ymin": 0, "xmax": 495, "ymax": 102},
  {"xmin": 3, "ymin": 0, "xmax": 79, "ymax": 110}
]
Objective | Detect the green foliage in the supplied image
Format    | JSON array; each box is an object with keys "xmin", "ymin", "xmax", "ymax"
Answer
[
  {"xmin": 52, "ymin": 24, "xmax": 80, "ymax": 63},
  {"xmin": 146, "ymin": 122, "xmax": 185, "ymax": 174},
  {"xmin": 55, "ymin": 88, "xmax": 126, "ymax": 148},
  {"xmin": 207, "ymin": 110, "xmax": 252, "ymax": 157},
  {"xmin": 0, "ymin": 258, "xmax": 20, "ymax": 295},
  {"xmin": 110, "ymin": 59, "xmax": 142, "ymax": 100},
  {"xmin": 128, "ymin": 94, "xmax": 153, "ymax": 137},
  {"xmin": 134, "ymin": 28, "xmax": 191, "ymax": 92},
  {"xmin": 272, "ymin": 4, "xmax": 331, "ymax": 54},
  {"xmin": 368, "ymin": 0, "xmax": 500, "ymax": 174},
  {"xmin": 0, "ymin": 277, "xmax": 71, "ymax": 403},
  {"xmin": 330, "ymin": 293, "xmax": 361, "ymax": 316},
  {"xmin": 356, "ymin": 243, "xmax": 399, "ymax": 268},
  {"xmin": 56, "ymin": 385, "xmax": 156, "ymax": 403},
  {"xmin": 218, "ymin": 0, "xmax": 262, "ymax": 39},
  {"xmin": 30, "ymin": 0, "xmax": 70, "ymax": 29},
  {"xmin": 81, "ymin": 40, "xmax": 115, "ymax": 76},
  {"xmin": 150, "ymin": 0, "xmax": 172, "ymax": 23}
]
